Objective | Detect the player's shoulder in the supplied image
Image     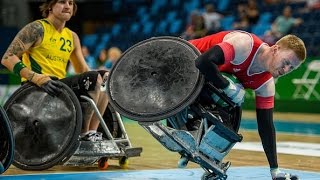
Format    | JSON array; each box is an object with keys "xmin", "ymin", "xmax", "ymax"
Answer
[{"xmin": 223, "ymin": 31, "xmax": 253, "ymax": 63}]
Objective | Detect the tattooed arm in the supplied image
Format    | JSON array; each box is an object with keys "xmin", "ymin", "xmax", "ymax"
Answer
[{"xmin": 1, "ymin": 21, "xmax": 43, "ymax": 80}]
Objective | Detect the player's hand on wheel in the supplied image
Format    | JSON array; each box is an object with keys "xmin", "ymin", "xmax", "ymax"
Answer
[
  {"xmin": 271, "ymin": 168, "xmax": 299, "ymax": 180},
  {"xmin": 31, "ymin": 73, "xmax": 63, "ymax": 96}
]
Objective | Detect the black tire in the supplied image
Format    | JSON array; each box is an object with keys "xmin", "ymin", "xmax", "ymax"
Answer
[
  {"xmin": 107, "ymin": 36, "xmax": 204, "ymax": 122},
  {"xmin": 4, "ymin": 83, "xmax": 82, "ymax": 170},
  {"xmin": 0, "ymin": 106, "xmax": 14, "ymax": 174}
]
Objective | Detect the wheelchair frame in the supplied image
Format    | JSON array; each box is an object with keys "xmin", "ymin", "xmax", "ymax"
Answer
[
  {"xmin": 4, "ymin": 83, "xmax": 141, "ymax": 170},
  {"xmin": 139, "ymin": 82, "xmax": 243, "ymax": 180},
  {"xmin": 63, "ymin": 95, "xmax": 142, "ymax": 168}
]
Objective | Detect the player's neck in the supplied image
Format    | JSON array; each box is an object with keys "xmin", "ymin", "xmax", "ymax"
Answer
[
  {"xmin": 47, "ymin": 16, "xmax": 66, "ymax": 32},
  {"xmin": 251, "ymin": 44, "xmax": 270, "ymax": 73}
]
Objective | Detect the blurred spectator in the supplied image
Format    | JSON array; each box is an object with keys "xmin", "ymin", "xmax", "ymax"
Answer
[
  {"xmin": 97, "ymin": 48, "xmax": 108, "ymax": 70},
  {"xmin": 81, "ymin": 45, "xmax": 96, "ymax": 70},
  {"xmin": 233, "ymin": 14, "xmax": 250, "ymax": 31},
  {"xmin": 262, "ymin": 6, "xmax": 303, "ymax": 44},
  {"xmin": 264, "ymin": 0, "xmax": 282, "ymax": 4},
  {"xmin": 202, "ymin": 4, "xmax": 224, "ymax": 35},
  {"xmin": 98, "ymin": 47, "xmax": 122, "ymax": 70},
  {"xmin": 298, "ymin": 0, "xmax": 320, "ymax": 13},
  {"xmin": 104, "ymin": 47, "xmax": 122, "ymax": 70},
  {"xmin": 181, "ymin": 11, "xmax": 207, "ymax": 40},
  {"xmin": 246, "ymin": 0, "xmax": 260, "ymax": 25},
  {"xmin": 233, "ymin": 3, "xmax": 250, "ymax": 31}
]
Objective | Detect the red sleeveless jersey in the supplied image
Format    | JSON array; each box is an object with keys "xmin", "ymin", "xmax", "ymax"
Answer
[{"xmin": 189, "ymin": 31, "xmax": 273, "ymax": 90}]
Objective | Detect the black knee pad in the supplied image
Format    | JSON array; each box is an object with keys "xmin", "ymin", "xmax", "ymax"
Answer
[{"xmin": 79, "ymin": 71, "xmax": 100, "ymax": 92}]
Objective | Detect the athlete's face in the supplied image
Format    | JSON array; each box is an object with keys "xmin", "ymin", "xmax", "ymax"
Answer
[
  {"xmin": 51, "ymin": 0, "xmax": 74, "ymax": 21},
  {"xmin": 269, "ymin": 45, "xmax": 301, "ymax": 78}
]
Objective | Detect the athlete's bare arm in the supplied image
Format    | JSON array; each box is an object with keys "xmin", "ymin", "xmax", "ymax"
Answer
[
  {"xmin": 70, "ymin": 31, "xmax": 90, "ymax": 73},
  {"xmin": 1, "ymin": 21, "xmax": 43, "ymax": 80},
  {"xmin": 223, "ymin": 31, "xmax": 253, "ymax": 64}
]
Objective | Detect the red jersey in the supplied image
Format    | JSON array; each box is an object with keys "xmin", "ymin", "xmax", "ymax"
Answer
[{"xmin": 189, "ymin": 31, "xmax": 273, "ymax": 91}]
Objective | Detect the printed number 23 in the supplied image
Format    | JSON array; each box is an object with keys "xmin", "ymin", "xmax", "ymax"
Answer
[{"xmin": 60, "ymin": 37, "xmax": 71, "ymax": 52}]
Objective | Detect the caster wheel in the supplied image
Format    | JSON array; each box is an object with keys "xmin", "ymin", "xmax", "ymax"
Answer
[
  {"xmin": 119, "ymin": 156, "xmax": 129, "ymax": 169},
  {"xmin": 201, "ymin": 172, "xmax": 227, "ymax": 180},
  {"xmin": 177, "ymin": 156, "xmax": 188, "ymax": 168},
  {"xmin": 98, "ymin": 157, "xmax": 109, "ymax": 170}
]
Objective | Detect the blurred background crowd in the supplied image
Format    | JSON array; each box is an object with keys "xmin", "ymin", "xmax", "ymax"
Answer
[
  {"xmin": 0, "ymin": 0, "xmax": 320, "ymax": 112},
  {"xmin": 1, "ymin": 0, "xmax": 320, "ymax": 69}
]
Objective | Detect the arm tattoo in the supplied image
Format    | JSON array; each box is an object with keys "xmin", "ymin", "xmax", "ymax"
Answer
[{"xmin": 3, "ymin": 21, "xmax": 43, "ymax": 60}]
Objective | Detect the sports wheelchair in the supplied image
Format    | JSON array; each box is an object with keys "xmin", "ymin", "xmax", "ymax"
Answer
[
  {"xmin": 106, "ymin": 36, "xmax": 243, "ymax": 180},
  {"xmin": 3, "ymin": 82, "xmax": 142, "ymax": 171}
]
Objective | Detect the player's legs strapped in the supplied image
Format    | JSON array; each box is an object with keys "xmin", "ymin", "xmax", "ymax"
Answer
[{"xmin": 60, "ymin": 71, "xmax": 101, "ymax": 100}]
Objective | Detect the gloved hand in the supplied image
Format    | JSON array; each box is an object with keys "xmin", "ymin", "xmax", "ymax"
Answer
[
  {"xmin": 222, "ymin": 79, "xmax": 245, "ymax": 106},
  {"xmin": 271, "ymin": 168, "xmax": 299, "ymax": 180},
  {"xmin": 31, "ymin": 73, "xmax": 63, "ymax": 96}
]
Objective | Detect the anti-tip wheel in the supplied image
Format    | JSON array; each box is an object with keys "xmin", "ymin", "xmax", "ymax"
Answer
[
  {"xmin": 177, "ymin": 156, "xmax": 189, "ymax": 168},
  {"xmin": 119, "ymin": 156, "xmax": 129, "ymax": 169},
  {"xmin": 201, "ymin": 171, "xmax": 227, "ymax": 180},
  {"xmin": 98, "ymin": 157, "xmax": 109, "ymax": 170}
]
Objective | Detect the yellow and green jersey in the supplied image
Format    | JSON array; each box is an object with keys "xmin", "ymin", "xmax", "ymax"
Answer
[{"xmin": 22, "ymin": 19, "xmax": 74, "ymax": 80}]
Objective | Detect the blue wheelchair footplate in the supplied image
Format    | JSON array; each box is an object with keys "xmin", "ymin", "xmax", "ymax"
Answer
[{"xmin": 139, "ymin": 119, "xmax": 242, "ymax": 179}]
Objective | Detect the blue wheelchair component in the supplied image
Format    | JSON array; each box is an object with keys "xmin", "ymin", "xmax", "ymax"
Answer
[
  {"xmin": 140, "ymin": 85, "xmax": 243, "ymax": 180},
  {"xmin": 0, "ymin": 106, "xmax": 14, "ymax": 174}
]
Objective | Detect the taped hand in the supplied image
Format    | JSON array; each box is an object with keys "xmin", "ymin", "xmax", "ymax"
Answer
[
  {"xmin": 222, "ymin": 79, "xmax": 245, "ymax": 106},
  {"xmin": 31, "ymin": 73, "xmax": 63, "ymax": 96}
]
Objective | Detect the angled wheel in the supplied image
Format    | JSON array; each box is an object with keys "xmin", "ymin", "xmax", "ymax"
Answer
[
  {"xmin": 4, "ymin": 83, "xmax": 82, "ymax": 170},
  {"xmin": 0, "ymin": 106, "xmax": 14, "ymax": 174},
  {"xmin": 107, "ymin": 36, "xmax": 204, "ymax": 122}
]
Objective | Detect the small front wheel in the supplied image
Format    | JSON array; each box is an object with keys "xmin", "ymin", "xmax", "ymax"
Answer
[
  {"xmin": 201, "ymin": 171, "xmax": 227, "ymax": 180},
  {"xmin": 98, "ymin": 157, "xmax": 109, "ymax": 170},
  {"xmin": 119, "ymin": 156, "xmax": 129, "ymax": 169},
  {"xmin": 177, "ymin": 156, "xmax": 188, "ymax": 168}
]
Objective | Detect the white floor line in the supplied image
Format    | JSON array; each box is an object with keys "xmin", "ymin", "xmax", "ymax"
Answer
[{"xmin": 234, "ymin": 141, "xmax": 320, "ymax": 157}]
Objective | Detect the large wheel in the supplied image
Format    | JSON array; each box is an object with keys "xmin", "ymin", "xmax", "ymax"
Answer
[
  {"xmin": 107, "ymin": 36, "xmax": 204, "ymax": 122},
  {"xmin": 4, "ymin": 83, "xmax": 82, "ymax": 170},
  {"xmin": 0, "ymin": 106, "xmax": 14, "ymax": 174}
]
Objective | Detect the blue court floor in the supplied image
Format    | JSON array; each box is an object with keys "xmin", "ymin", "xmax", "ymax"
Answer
[{"xmin": 1, "ymin": 167, "xmax": 320, "ymax": 180}]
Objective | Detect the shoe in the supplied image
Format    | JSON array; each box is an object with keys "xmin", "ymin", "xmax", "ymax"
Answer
[{"xmin": 80, "ymin": 132, "xmax": 103, "ymax": 142}]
